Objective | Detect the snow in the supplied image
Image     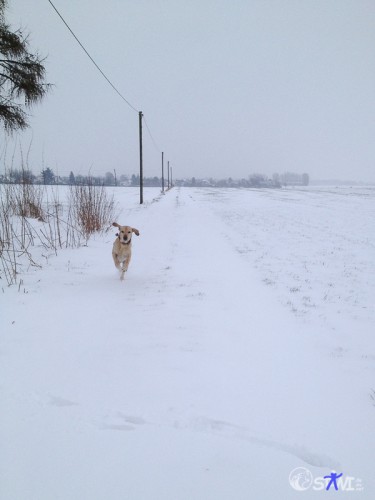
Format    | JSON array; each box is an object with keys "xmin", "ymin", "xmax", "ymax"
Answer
[{"xmin": 1, "ymin": 186, "xmax": 374, "ymax": 499}]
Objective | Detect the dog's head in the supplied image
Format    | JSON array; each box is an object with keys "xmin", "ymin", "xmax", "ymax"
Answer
[{"xmin": 113, "ymin": 222, "xmax": 140, "ymax": 245}]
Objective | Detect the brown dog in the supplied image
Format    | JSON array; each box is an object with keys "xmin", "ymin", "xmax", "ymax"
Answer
[{"xmin": 112, "ymin": 222, "xmax": 140, "ymax": 280}]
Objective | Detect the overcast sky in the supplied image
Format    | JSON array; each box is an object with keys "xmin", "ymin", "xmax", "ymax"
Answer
[{"xmin": 2, "ymin": 0, "xmax": 375, "ymax": 181}]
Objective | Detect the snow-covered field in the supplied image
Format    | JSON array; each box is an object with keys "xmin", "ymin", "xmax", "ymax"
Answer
[{"xmin": 1, "ymin": 186, "xmax": 374, "ymax": 499}]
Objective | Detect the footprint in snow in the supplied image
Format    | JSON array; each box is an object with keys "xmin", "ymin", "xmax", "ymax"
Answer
[
  {"xmin": 190, "ymin": 416, "xmax": 340, "ymax": 469},
  {"xmin": 47, "ymin": 394, "xmax": 78, "ymax": 407},
  {"xmin": 99, "ymin": 412, "xmax": 147, "ymax": 432}
]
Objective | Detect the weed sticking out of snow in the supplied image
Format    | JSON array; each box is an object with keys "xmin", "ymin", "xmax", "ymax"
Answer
[{"xmin": 0, "ymin": 182, "xmax": 118, "ymax": 287}]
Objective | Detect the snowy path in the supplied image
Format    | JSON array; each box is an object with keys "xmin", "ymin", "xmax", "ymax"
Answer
[{"xmin": 1, "ymin": 187, "xmax": 374, "ymax": 499}]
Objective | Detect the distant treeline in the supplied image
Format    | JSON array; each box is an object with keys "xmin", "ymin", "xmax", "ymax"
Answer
[
  {"xmin": 0, "ymin": 169, "xmax": 309, "ymax": 188},
  {"xmin": 0, "ymin": 170, "xmax": 162, "ymax": 187}
]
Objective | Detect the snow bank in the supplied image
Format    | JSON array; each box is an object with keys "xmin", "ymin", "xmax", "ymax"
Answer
[{"xmin": 1, "ymin": 186, "xmax": 373, "ymax": 499}]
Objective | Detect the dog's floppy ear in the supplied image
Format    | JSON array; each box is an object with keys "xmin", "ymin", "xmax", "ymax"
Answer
[
  {"xmin": 112, "ymin": 222, "xmax": 120, "ymax": 228},
  {"xmin": 132, "ymin": 228, "xmax": 140, "ymax": 236}
]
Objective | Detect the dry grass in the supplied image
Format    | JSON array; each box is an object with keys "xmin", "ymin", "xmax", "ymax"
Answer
[
  {"xmin": 0, "ymin": 180, "xmax": 117, "ymax": 288},
  {"xmin": 68, "ymin": 180, "xmax": 116, "ymax": 240}
]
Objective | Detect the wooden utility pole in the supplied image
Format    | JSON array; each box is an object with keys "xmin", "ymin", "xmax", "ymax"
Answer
[
  {"xmin": 161, "ymin": 151, "xmax": 165, "ymax": 192},
  {"xmin": 167, "ymin": 161, "xmax": 170, "ymax": 189},
  {"xmin": 170, "ymin": 166, "xmax": 173, "ymax": 188},
  {"xmin": 139, "ymin": 111, "xmax": 143, "ymax": 204}
]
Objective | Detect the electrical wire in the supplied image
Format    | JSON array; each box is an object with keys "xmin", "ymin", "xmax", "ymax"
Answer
[
  {"xmin": 143, "ymin": 115, "xmax": 161, "ymax": 153},
  {"xmin": 47, "ymin": 0, "xmax": 139, "ymax": 114},
  {"xmin": 48, "ymin": 0, "xmax": 166, "ymax": 169}
]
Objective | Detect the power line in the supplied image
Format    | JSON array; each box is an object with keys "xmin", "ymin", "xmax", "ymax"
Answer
[
  {"xmin": 47, "ymin": 0, "xmax": 170, "ymax": 197},
  {"xmin": 143, "ymin": 115, "xmax": 161, "ymax": 153},
  {"xmin": 47, "ymin": 0, "xmax": 139, "ymax": 114}
]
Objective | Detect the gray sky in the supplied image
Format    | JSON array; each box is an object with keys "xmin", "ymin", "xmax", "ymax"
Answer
[{"xmin": 2, "ymin": 0, "xmax": 375, "ymax": 181}]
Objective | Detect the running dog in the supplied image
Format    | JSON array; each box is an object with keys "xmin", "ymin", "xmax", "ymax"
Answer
[{"xmin": 112, "ymin": 222, "xmax": 140, "ymax": 280}]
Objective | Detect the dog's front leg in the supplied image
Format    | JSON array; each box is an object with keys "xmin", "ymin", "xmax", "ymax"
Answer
[
  {"xmin": 112, "ymin": 252, "xmax": 122, "ymax": 272},
  {"xmin": 120, "ymin": 257, "xmax": 130, "ymax": 280},
  {"xmin": 122, "ymin": 254, "xmax": 131, "ymax": 274}
]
